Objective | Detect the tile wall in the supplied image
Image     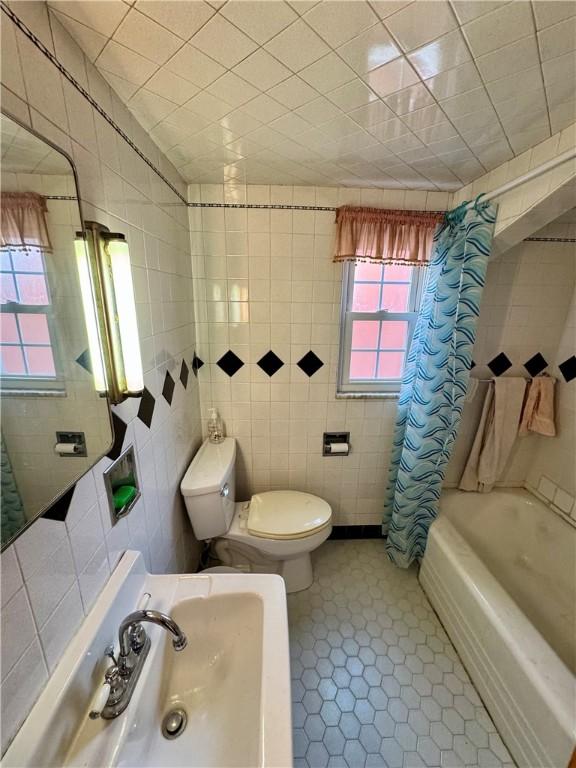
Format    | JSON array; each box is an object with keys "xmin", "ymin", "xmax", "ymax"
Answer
[
  {"xmin": 445, "ymin": 233, "xmax": 576, "ymax": 489},
  {"xmin": 190, "ymin": 182, "xmax": 453, "ymax": 524},
  {"xmin": 0, "ymin": 3, "xmax": 202, "ymax": 753}
]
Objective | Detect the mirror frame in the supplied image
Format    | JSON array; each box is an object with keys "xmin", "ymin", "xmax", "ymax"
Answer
[{"xmin": 0, "ymin": 109, "xmax": 115, "ymax": 552}]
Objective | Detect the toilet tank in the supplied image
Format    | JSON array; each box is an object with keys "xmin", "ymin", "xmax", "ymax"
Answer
[{"xmin": 180, "ymin": 438, "xmax": 236, "ymax": 540}]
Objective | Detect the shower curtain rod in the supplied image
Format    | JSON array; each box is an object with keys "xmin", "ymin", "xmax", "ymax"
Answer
[{"xmin": 465, "ymin": 147, "xmax": 576, "ymax": 207}]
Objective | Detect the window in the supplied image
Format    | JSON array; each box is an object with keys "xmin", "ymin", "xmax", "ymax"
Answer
[
  {"xmin": 338, "ymin": 261, "xmax": 425, "ymax": 395},
  {"xmin": 0, "ymin": 247, "xmax": 60, "ymax": 389}
]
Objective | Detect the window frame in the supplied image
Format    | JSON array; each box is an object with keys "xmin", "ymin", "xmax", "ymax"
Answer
[
  {"xmin": 0, "ymin": 246, "xmax": 64, "ymax": 394},
  {"xmin": 337, "ymin": 261, "xmax": 425, "ymax": 396}
]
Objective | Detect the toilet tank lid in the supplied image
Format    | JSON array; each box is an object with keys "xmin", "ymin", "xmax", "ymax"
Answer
[{"xmin": 180, "ymin": 438, "xmax": 236, "ymax": 497}]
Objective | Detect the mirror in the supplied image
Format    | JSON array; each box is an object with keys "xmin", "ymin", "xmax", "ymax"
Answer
[{"xmin": 0, "ymin": 112, "xmax": 113, "ymax": 549}]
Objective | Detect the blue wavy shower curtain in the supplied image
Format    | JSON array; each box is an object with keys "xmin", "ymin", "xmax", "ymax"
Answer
[{"xmin": 383, "ymin": 200, "xmax": 497, "ymax": 568}]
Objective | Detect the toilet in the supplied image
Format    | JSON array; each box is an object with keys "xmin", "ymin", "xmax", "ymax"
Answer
[{"xmin": 180, "ymin": 437, "xmax": 332, "ymax": 592}]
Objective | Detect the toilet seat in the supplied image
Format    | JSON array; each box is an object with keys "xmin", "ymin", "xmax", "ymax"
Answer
[{"xmin": 247, "ymin": 491, "xmax": 332, "ymax": 540}]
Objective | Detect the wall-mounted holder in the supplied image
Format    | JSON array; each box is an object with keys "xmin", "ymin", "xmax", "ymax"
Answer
[
  {"xmin": 323, "ymin": 432, "xmax": 350, "ymax": 456},
  {"xmin": 54, "ymin": 431, "xmax": 87, "ymax": 457},
  {"xmin": 103, "ymin": 445, "xmax": 141, "ymax": 525}
]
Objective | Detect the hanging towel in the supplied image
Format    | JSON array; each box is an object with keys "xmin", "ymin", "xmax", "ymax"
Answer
[
  {"xmin": 518, "ymin": 376, "xmax": 556, "ymax": 437},
  {"xmin": 459, "ymin": 377, "xmax": 527, "ymax": 493}
]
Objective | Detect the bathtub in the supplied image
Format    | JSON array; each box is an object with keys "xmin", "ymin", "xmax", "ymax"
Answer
[{"xmin": 419, "ymin": 489, "xmax": 576, "ymax": 768}]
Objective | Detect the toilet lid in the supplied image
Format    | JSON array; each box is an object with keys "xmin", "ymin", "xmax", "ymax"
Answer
[{"xmin": 247, "ymin": 491, "xmax": 332, "ymax": 539}]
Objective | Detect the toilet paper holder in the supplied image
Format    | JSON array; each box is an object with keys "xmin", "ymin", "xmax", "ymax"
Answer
[{"xmin": 323, "ymin": 432, "xmax": 350, "ymax": 457}]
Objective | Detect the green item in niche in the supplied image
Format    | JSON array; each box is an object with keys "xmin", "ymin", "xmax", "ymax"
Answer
[{"xmin": 113, "ymin": 485, "xmax": 137, "ymax": 510}]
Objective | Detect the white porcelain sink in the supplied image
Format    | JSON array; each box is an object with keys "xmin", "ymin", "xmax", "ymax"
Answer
[{"xmin": 3, "ymin": 553, "xmax": 292, "ymax": 768}]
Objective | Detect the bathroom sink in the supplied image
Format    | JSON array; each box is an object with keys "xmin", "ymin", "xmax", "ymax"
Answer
[
  {"xmin": 4, "ymin": 553, "xmax": 292, "ymax": 768},
  {"xmin": 117, "ymin": 594, "xmax": 264, "ymax": 767}
]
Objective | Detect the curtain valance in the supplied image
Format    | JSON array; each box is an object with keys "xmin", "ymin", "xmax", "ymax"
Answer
[
  {"xmin": 0, "ymin": 192, "xmax": 52, "ymax": 252},
  {"xmin": 333, "ymin": 206, "xmax": 444, "ymax": 266}
]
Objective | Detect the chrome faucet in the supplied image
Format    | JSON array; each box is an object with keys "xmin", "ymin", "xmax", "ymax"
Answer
[{"xmin": 89, "ymin": 608, "xmax": 187, "ymax": 720}]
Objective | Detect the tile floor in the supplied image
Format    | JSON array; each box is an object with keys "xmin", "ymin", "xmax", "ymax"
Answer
[{"xmin": 287, "ymin": 540, "xmax": 515, "ymax": 768}]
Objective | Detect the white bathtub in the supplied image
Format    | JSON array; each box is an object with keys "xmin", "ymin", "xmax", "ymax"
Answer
[{"xmin": 419, "ymin": 489, "xmax": 576, "ymax": 768}]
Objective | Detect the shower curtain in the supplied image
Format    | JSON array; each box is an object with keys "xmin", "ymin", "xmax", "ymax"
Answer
[
  {"xmin": 383, "ymin": 198, "xmax": 497, "ymax": 568},
  {"xmin": 1, "ymin": 433, "xmax": 26, "ymax": 545}
]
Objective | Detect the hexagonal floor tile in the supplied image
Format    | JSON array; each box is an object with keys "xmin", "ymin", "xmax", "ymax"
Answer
[{"xmin": 286, "ymin": 542, "xmax": 514, "ymax": 768}]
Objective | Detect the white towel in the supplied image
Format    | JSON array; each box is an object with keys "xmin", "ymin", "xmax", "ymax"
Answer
[{"xmin": 459, "ymin": 377, "xmax": 527, "ymax": 493}]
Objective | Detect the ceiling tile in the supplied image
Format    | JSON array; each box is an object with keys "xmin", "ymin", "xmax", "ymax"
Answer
[
  {"xmin": 49, "ymin": 0, "xmax": 129, "ymax": 36},
  {"xmin": 300, "ymin": 53, "xmax": 356, "ymax": 92},
  {"xmin": 486, "ymin": 66, "xmax": 543, "ymax": 105},
  {"xmin": 415, "ymin": 120, "xmax": 458, "ymax": 144},
  {"xmin": 184, "ymin": 90, "xmax": 234, "ymax": 121},
  {"xmin": 54, "ymin": 0, "xmax": 573, "ymax": 189},
  {"xmin": 384, "ymin": 0, "xmax": 457, "ymax": 51},
  {"xmin": 532, "ymin": 0, "xmax": 576, "ymax": 30},
  {"xmin": 348, "ymin": 100, "xmax": 396, "ymax": 129},
  {"xmin": 264, "ymin": 19, "xmax": 330, "ymax": 71},
  {"xmin": 51, "ymin": 11, "xmax": 107, "ymax": 62},
  {"xmin": 242, "ymin": 93, "xmax": 289, "ymax": 121},
  {"xmin": 538, "ymin": 17, "xmax": 576, "ymax": 62},
  {"xmin": 408, "ymin": 29, "xmax": 470, "ymax": 80},
  {"xmin": 135, "ymin": 0, "xmax": 216, "ymax": 40},
  {"xmin": 366, "ymin": 56, "xmax": 419, "ymax": 97},
  {"xmin": 424, "ymin": 60, "xmax": 482, "ymax": 100},
  {"xmin": 474, "ymin": 36, "xmax": 540, "ymax": 82},
  {"xmin": 327, "ymin": 79, "xmax": 378, "ymax": 112},
  {"xmin": 462, "ymin": 1, "xmax": 534, "ymax": 57},
  {"xmin": 164, "ymin": 44, "xmax": 225, "ymax": 88},
  {"xmin": 369, "ymin": 1, "xmax": 414, "ymax": 21},
  {"xmin": 269, "ymin": 112, "xmax": 312, "ymax": 137},
  {"xmin": 303, "ymin": 1, "xmax": 379, "ymax": 47},
  {"xmin": 384, "ymin": 82, "xmax": 435, "ymax": 115},
  {"xmin": 234, "ymin": 49, "xmax": 292, "ymax": 90},
  {"xmin": 96, "ymin": 40, "xmax": 158, "ymax": 86},
  {"xmin": 440, "ymin": 86, "xmax": 492, "ymax": 120},
  {"xmin": 220, "ymin": 0, "xmax": 298, "ymax": 44},
  {"xmin": 402, "ymin": 104, "xmax": 445, "ymax": 131},
  {"xmin": 267, "ymin": 76, "xmax": 318, "ymax": 109},
  {"xmin": 295, "ymin": 96, "xmax": 343, "ymax": 126},
  {"xmin": 450, "ymin": 1, "xmax": 511, "ymax": 26},
  {"xmin": 112, "ymin": 8, "xmax": 183, "ymax": 65},
  {"xmin": 190, "ymin": 14, "xmax": 258, "ymax": 68},
  {"xmin": 366, "ymin": 116, "xmax": 410, "ymax": 141},
  {"xmin": 209, "ymin": 72, "xmax": 260, "ymax": 109},
  {"xmin": 128, "ymin": 89, "xmax": 176, "ymax": 129},
  {"xmin": 337, "ymin": 23, "xmax": 400, "ymax": 73},
  {"xmin": 144, "ymin": 66, "xmax": 200, "ymax": 105},
  {"xmin": 100, "ymin": 68, "xmax": 140, "ymax": 100}
]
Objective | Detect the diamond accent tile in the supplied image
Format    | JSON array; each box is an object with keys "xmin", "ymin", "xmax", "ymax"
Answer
[
  {"xmin": 217, "ymin": 349, "xmax": 245, "ymax": 377},
  {"xmin": 180, "ymin": 359, "xmax": 189, "ymax": 389},
  {"xmin": 559, "ymin": 355, "xmax": 576, "ymax": 383},
  {"xmin": 192, "ymin": 352, "xmax": 204, "ymax": 376},
  {"xmin": 523, "ymin": 352, "xmax": 548, "ymax": 377},
  {"xmin": 487, "ymin": 352, "xmax": 512, "ymax": 377},
  {"xmin": 162, "ymin": 371, "xmax": 175, "ymax": 405},
  {"xmin": 288, "ymin": 541, "xmax": 514, "ymax": 768},
  {"xmin": 257, "ymin": 349, "xmax": 285, "ymax": 377},
  {"xmin": 75, "ymin": 349, "xmax": 92, "ymax": 374},
  {"xmin": 107, "ymin": 412, "xmax": 127, "ymax": 461},
  {"xmin": 137, "ymin": 387, "xmax": 155, "ymax": 429},
  {"xmin": 297, "ymin": 350, "xmax": 324, "ymax": 377}
]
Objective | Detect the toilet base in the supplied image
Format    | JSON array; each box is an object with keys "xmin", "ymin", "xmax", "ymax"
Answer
[
  {"xmin": 212, "ymin": 539, "xmax": 314, "ymax": 593},
  {"xmin": 280, "ymin": 554, "xmax": 313, "ymax": 593}
]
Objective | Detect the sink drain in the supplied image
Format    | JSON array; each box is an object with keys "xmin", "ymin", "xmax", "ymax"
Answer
[{"xmin": 161, "ymin": 708, "xmax": 187, "ymax": 740}]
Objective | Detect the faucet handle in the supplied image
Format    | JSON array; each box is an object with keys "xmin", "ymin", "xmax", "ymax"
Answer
[{"xmin": 89, "ymin": 682, "xmax": 111, "ymax": 720}]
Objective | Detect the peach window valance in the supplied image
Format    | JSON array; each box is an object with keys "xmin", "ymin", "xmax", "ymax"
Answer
[
  {"xmin": 0, "ymin": 192, "xmax": 52, "ymax": 252},
  {"xmin": 333, "ymin": 206, "xmax": 445, "ymax": 266}
]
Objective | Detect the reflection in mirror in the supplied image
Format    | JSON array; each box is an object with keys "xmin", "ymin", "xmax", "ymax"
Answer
[{"xmin": 0, "ymin": 113, "xmax": 113, "ymax": 549}]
